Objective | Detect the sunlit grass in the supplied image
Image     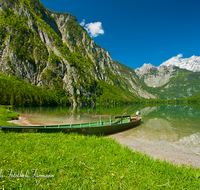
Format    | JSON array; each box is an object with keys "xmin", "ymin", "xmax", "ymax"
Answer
[
  {"xmin": 0, "ymin": 132, "xmax": 200, "ymax": 189},
  {"xmin": 0, "ymin": 106, "xmax": 19, "ymax": 126}
]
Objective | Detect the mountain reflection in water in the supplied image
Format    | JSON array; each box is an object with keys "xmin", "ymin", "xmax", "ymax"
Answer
[{"xmin": 115, "ymin": 105, "xmax": 200, "ymax": 147}]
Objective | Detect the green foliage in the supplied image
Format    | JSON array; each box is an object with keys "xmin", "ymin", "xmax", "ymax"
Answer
[
  {"xmin": 137, "ymin": 98, "xmax": 188, "ymax": 105},
  {"xmin": 49, "ymin": 52, "xmax": 61, "ymax": 66},
  {"xmin": 96, "ymin": 81, "xmax": 139, "ymax": 105},
  {"xmin": 66, "ymin": 16, "xmax": 85, "ymax": 47},
  {"xmin": 57, "ymin": 43, "xmax": 70, "ymax": 57},
  {"xmin": 41, "ymin": 69, "xmax": 56, "ymax": 82},
  {"xmin": 67, "ymin": 52, "xmax": 95, "ymax": 76},
  {"xmin": 187, "ymin": 91, "xmax": 200, "ymax": 104},
  {"xmin": 0, "ymin": 106, "xmax": 19, "ymax": 126},
  {"xmin": 20, "ymin": 0, "xmax": 46, "ymax": 19},
  {"xmin": 0, "ymin": 73, "xmax": 70, "ymax": 107}
]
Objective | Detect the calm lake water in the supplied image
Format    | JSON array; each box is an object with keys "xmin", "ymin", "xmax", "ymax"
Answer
[{"xmin": 11, "ymin": 104, "xmax": 200, "ymax": 148}]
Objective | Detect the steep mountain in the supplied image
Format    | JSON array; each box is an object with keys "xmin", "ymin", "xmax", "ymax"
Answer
[
  {"xmin": 0, "ymin": 0, "xmax": 155, "ymax": 106},
  {"xmin": 135, "ymin": 63, "xmax": 200, "ymax": 99},
  {"xmin": 161, "ymin": 54, "xmax": 200, "ymax": 72},
  {"xmin": 135, "ymin": 64, "xmax": 177, "ymax": 88}
]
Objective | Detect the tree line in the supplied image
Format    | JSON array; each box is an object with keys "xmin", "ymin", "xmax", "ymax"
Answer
[{"xmin": 0, "ymin": 73, "xmax": 70, "ymax": 107}]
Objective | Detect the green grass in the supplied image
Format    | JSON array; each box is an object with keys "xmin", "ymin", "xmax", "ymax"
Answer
[
  {"xmin": 0, "ymin": 106, "xmax": 19, "ymax": 126},
  {"xmin": 0, "ymin": 132, "xmax": 200, "ymax": 189}
]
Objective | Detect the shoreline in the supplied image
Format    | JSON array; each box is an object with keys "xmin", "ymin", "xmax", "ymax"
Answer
[
  {"xmin": 109, "ymin": 135, "xmax": 200, "ymax": 168},
  {"xmin": 7, "ymin": 116, "xmax": 32, "ymax": 126}
]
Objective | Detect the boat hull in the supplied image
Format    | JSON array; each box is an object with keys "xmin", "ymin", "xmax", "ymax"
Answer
[{"xmin": 1, "ymin": 119, "xmax": 141, "ymax": 135}]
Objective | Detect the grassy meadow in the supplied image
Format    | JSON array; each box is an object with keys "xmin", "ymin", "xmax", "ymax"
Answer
[{"xmin": 0, "ymin": 107, "xmax": 200, "ymax": 189}]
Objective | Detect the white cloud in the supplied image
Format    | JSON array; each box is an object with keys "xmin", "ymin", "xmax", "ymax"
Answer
[
  {"xmin": 79, "ymin": 19, "xmax": 104, "ymax": 37},
  {"xmin": 85, "ymin": 22, "xmax": 104, "ymax": 37},
  {"xmin": 175, "ymin": 54, "xmax": 183, "ymax": 59}
]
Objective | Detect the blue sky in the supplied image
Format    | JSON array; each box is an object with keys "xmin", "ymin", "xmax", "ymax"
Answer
[{"xmin": 40, "ymin": 0, "xmax": 200, "ymax": 70}]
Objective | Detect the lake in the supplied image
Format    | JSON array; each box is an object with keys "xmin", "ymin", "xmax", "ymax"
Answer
[{"xmin": 11, "ymin": 104, "xmax": 200, "ymax": 167}]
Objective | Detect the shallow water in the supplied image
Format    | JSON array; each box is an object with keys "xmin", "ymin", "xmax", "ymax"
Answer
[
  {"xmin": 11, "ymin": 105, "xmax": 141, "ymax": 125},
  {"xmin": 109, "ymin": 105, "xmax": 200, "ymax": 167}
]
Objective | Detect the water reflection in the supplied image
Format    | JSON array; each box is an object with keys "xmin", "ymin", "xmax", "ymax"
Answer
[
  {"xmin": 111, "ymin": 105, "xmax": 200, "ymax": 146},
  {"xmin": 11, "ymin": 104, "xmax": 142, "ymax": 125},
  {"xmin": 108, "ymin": 105, "xmax": 200, "ymax": 167}
]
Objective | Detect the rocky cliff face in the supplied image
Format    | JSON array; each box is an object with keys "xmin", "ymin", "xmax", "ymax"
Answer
[
  {"xmin": 0, "ymin": 0, "xmax": 155, "ymax": 105},
  {"xmin": 135, "ymin": 63, "xmax": 200, "ymax": 99},
  {"xmin": 135, "ymin": 63, "xmax": 177, "ymax": 87}
]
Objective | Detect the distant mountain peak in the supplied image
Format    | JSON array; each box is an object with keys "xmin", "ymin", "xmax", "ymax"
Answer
[
  {"xmin": 141, "ymin": 63, "xmax": 155, "ymax": 68},
  {"xmin": 135, "ymin": 63, "xmax": 155, "ymax": 76}
]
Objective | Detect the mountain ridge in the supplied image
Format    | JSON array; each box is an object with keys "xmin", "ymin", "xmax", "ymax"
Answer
[
  {"xmin": 135, "ymin": 62, "xmax": 200, "ymax": 99},
  {"xmin": 161, "ymin": 54, "xmax": 200, "ymax": 72}
]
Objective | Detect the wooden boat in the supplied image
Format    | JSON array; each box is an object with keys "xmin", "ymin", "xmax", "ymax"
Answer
[{"xmin": 0, "ymin": 115, "xmax": 142, "ymax": 135}]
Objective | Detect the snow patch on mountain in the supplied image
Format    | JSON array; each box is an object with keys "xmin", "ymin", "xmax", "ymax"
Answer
[{"xmin": 161, "ymin": 54, "xmax": 200, "ymax": 72}]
